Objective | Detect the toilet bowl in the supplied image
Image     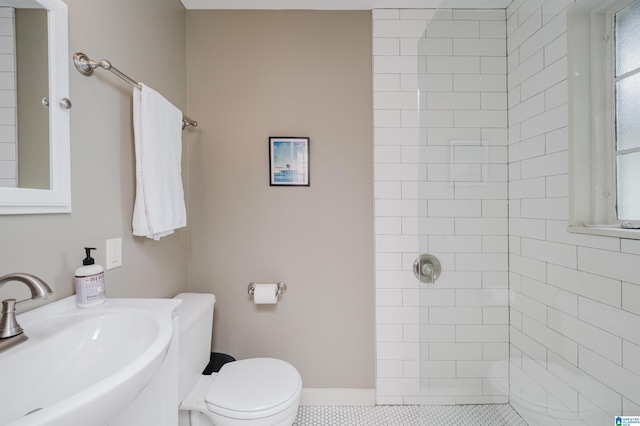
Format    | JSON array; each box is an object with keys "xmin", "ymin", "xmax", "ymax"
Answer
[
  {"xmin": 181, "ymin": 357, "xmax": 302, "ymax": 426},
  {"xmin": 174, "ymin": 293, "xmax": 302, "ymax": 426}
]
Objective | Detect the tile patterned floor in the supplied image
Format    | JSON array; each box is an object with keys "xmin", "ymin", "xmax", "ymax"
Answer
[{"xmin": 293, "ymin": 404, "xmax": 529, "ymax": 425}]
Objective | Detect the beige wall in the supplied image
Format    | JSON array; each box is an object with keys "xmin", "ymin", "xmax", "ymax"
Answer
[
  {"xmin": 0, "ymin": 0, "xmax": 188, "ymax": 305},
  {"xmin": 186, "ymin": 10, "xmax": 375, "ymax": 389}
]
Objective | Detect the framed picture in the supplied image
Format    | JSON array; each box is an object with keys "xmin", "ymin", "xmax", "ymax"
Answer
[{"xmin": 269, "ymin": 137, "xmax": 310, "ymax": 186}]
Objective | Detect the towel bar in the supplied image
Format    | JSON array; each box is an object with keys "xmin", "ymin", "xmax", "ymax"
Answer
[{"xmin": 72, "ymin": 52, "xmax": 197, "ymax": 130}]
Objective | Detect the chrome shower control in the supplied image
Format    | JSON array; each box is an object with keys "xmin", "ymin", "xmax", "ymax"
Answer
[{"xmin": 413, "ymin": 254, "xmax": 442, "ymax": 284}]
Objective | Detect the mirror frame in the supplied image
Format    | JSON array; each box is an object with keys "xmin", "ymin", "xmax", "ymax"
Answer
[{"xmin": 0, "ymin": 0, "xmax": 70, "ymax": 215}]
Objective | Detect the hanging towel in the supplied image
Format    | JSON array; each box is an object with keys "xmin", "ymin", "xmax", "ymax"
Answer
[{"xmin": 132, "ymin": 83, "xmax": 186, "ymax": 240}]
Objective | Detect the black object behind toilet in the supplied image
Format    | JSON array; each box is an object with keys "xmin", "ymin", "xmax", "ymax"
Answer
[{"xmin": 202, "ymin": 352, "xmax": 236, "ymax": 374}]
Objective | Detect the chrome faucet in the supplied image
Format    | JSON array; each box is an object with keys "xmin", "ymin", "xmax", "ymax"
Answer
[{"xmin": 0, "ymin": 273, "xmax": 53, "ymax": 345}]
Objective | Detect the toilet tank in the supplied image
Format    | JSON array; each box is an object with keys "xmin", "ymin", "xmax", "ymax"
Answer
[{"xmin": 173, "ymin": 293, "xmax": 215, "ymax": 402}]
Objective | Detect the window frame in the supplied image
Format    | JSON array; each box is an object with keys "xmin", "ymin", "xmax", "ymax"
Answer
[
  {"xmin": 608, "ymin": 0, "xmax": 640, "ymax": 221},
  {"xmin": 568, "ymin": 0, "xmax": 640, "ymax": 239}
]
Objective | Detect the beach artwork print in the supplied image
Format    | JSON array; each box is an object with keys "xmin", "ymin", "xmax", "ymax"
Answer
[{"xmin": 269, "ymin": 137, "xmax": 310, "ymax": 186}]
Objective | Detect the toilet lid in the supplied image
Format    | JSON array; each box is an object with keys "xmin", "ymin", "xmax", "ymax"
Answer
[{"xmin": 205, "ymin": 358, "xmax": 301, "ymax": 414}]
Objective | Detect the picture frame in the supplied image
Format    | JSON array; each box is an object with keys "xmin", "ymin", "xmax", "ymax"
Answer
[{"xmin": 269, "ymin": 137, "xmax": 310, "ymax": 186}]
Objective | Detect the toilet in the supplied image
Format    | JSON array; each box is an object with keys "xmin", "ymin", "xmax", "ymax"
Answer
[{"xmin": 174, "ymin": 293, "xmax": 302, "ymax": 426}]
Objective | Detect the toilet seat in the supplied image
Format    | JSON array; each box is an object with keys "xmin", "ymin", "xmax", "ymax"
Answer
[{"xmin": 205, "ymin": 358, "xmax": 302, "ymax": 421}]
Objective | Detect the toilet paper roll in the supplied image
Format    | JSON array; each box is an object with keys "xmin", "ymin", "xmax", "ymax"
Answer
[{"xmin": 253, "ymin": 283, "xmax": 278, "ymax": 304}]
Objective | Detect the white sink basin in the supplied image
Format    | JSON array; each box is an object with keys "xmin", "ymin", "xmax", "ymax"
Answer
[{"xmin": 0, "ymin": 296, "xmax": 180, "ymax": 426}]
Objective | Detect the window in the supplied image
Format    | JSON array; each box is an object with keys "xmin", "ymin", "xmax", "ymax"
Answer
[
  {"xmin": 611, "ymin": 0, "xmax": 640, "ymax": 221},
  {"xmin": 568, "ymin": 0, "xmax": 640, "ymax": 237}
]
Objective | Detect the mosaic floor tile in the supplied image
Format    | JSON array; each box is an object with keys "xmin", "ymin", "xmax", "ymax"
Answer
[{"xmin": 293, "ymin": 404, "xmax": 529, "ymax": 425}]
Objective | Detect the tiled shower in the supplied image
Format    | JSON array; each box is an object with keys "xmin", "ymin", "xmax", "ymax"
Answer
[
  {"xmin": 373, "ymin": 1, "xmax": 640, "ymax": 425},
  {"xmin": 374, "ymin": 6, "xmax": 509, "ymax": 405}
]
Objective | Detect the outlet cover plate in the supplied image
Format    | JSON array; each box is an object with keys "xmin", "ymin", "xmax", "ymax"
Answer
[{"xmin": 106, "ymin": 238, "xmax": 122, "ymax": 270}]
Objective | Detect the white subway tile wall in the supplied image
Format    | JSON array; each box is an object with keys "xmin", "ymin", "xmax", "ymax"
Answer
[
  {"xmin": 373, "ymin": 8, "xmax": 509, "ymax": 405},
  {"xmin": 0, "ymin": 8, "xmax": 16, "ymax": 188},
  {"xmin": 508, "ymin": 0, "xmax": 640, "ymax": 424}
]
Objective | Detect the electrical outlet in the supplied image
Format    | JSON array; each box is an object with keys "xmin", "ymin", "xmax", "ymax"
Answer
[{"xmin": 106, "ymin": 238, "xmax": 122, "ymax": 270}]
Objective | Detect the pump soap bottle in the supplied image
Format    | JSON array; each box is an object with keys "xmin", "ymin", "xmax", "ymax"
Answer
[{"xmin": 75, "ymin": 247, "xmax": 106, "ymax": 308}]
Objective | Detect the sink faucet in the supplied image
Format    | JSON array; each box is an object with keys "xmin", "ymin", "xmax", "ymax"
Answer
[{"xmin": 0, "ymin": 273, "xmax": 54, "ymax": 340}]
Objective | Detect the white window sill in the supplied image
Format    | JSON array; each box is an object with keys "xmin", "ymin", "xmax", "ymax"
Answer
[{"xmin": 568, "ymin": 225, "xmax": 640, "ymax": 240}]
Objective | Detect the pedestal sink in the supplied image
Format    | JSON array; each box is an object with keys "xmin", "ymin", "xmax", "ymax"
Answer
[{"xmin": 0, "ymin": 296, "xmax": 181, "ymax": 425}]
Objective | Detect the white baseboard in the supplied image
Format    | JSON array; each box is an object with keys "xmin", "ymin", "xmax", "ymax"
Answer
[{"xmin": 300, "ymin": 388, "xmax": 375, "ymax": 406}]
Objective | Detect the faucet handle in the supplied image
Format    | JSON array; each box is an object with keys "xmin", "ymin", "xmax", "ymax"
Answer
[
  {"xmin": 0, "ymin": 299, "xmax": 23, "ymax": 338},
  {"xmin": 413, "ymin": 254, "xmax": 442, "ymax": 284},
  {"xmin": 0, "ymin": 273, "xmax": 53, "ymax": 340}
]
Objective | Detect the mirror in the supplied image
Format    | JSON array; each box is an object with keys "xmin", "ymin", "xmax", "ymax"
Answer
[
  {"xmin": 16, "ymin": 6, "xmax": 50, "ymax": 190},
  {"xmin": 0, "ymin": 0, "xmax": 70, "ymax": 214}
]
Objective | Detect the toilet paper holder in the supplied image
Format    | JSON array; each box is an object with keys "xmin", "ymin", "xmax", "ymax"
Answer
[{"xmin": 248, "ymin": 282, "xmax": 287, "ymax": 297}]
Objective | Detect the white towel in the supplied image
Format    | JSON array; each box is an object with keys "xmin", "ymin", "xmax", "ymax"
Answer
[{"xmin": 132, "ymin": 83, "xmax": 186, "ymax": 240}]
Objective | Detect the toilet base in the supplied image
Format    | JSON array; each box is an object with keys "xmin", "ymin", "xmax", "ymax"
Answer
[
  {"xmin": 179, "ymin": 375, "xmax": 300, "ymax": 426},
  {"xmin": 179, "ymin": 406, "xmax": 299, "ymax": 426}
]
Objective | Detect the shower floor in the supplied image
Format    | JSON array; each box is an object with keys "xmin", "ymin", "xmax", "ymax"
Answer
[{"xmin": 293, "ymin": 404, "xmax": 529, "ymax": 425}]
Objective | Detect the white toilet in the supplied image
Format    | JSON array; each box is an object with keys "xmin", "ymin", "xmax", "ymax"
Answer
[{"xmin": 174, "ymin": 293, "xmax": 302, "ymax": 426}]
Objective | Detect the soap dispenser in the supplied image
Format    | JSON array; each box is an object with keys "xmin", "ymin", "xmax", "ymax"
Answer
[{"xmin": 74, "ymin": 247, "xmax": 106, "ymax": 308}]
